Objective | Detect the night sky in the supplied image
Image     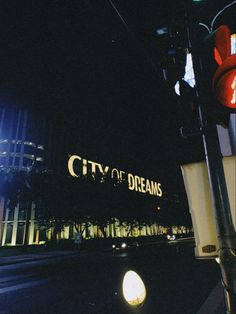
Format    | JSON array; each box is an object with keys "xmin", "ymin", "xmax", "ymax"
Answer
[{"xmin": 0, "ymin": 0, "xmax": 234, "ymax": 201}]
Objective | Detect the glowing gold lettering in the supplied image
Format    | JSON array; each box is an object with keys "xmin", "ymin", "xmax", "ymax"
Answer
[
  {"xmin": 157, "ymin": 183, "xmax": 163, "ymax": 197},
  {"xmin": 135, "ymin": 176, "xmax": 141, "ymax": 192},
  {"xmin": 82, "ymin": 159, "xmax": 87, "ymax": 176},
  {"xmin": 145, "ymin": 179, "xmax": 152, "ymax": 195},
  {"xmin": 140, "ymin": 177, "xmax": 146, "ymax": 193},
  {"xmin": 98, "ymin": 164, "xmax": 110, "ymax": 176},
  {"xmin": 128, "ymin": 173, "xmax": 135, "ymax": 190},
  {"xmin": 88, "ymin": 160, "xmax": 100, "ymax": 174},
  {"xmin": 68, "ymin": 155, "xmax": 163, "ymax": 197},
  {"xmin": 119, "ymin": 170, "xmax": 126, "ymax": 182},
  {"xmin": 151, "ymin": 181, "xmax": 159, "ymax": 196},
  {"xmin": 111, "ymin": 168, "xmax": 120, "ymax": 181},
  {"xmin": 68, "ymin": 155, "xmax": 82, "ymax": 177}
]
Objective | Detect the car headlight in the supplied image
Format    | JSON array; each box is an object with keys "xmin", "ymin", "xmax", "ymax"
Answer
[
  {"xmin": 121, "ymin": 242, "xmax": 127, "ymax": 249},
  {"xmin": 112, "ymin": 244, "xmax": 116, "ymax": 249}
]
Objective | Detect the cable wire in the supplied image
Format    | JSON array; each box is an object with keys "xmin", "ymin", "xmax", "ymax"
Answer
[
  {"xmin": 211, "ymin": 0, "xmax": 236, "ymax": 31},
  {"xmin": 107, "ymin": 0, "xmax": 160, "ymax": 75},
  {"xmin": 199, "ymin": 23, "xmax": 210, "ymax": 34}
]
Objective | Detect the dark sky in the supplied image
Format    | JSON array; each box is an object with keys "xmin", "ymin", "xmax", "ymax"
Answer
[{"xmin": 0, "ymin": 0, "xmax": 234, "ymax": 197}]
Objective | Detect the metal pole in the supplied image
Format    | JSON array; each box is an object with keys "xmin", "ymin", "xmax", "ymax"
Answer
[
  {"xmin": 184, "ymin": 2, "xmax": 236, "ymax": 312},
  {"xmin": 199, "ymin": 110, "xmax": 236, "ymax": 314}
]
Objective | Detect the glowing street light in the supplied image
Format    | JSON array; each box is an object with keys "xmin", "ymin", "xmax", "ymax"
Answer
[{"xmin": 122, "ymin": 270, "xmax": 146, "ymax": 307}]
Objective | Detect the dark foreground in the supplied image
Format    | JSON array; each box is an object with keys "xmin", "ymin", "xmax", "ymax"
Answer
[{"xmin": 0, "ymin": 241, "xmax": 222, "ymax": 314}]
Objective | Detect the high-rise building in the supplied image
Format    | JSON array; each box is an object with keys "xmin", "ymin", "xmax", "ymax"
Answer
[
  {"xmin": 0, "ymin": 104, "xmax": 74, "ymax": 246},
  {"xmin": 0, "ymin": 105, "xmax": 44, "ymax": 170},
  {"xmin": 0, "ymin": 105, "xmax": 45, "ymax": 245}
]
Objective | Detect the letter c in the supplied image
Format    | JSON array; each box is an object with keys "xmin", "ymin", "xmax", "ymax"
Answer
[{"xmin": 68, "ymin": 155, "xmax": 81, "ymax": 177}]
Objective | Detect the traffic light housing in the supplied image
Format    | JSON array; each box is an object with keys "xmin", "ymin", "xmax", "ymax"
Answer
[
  {"xmin": 197, "ymin": 25, "xmax": 236, "ymax": 126},
  {"xmin": 212, "ymin": 25, "xmax": 236, "ymax": 110}
]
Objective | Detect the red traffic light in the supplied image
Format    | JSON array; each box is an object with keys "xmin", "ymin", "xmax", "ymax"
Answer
[
  {"xmin": 214, "ymin": 25, "xmax": 231, "ymax": 66},
  {"xmin": 212, "ymin": 25, "xmax": 236, "ymax": 110},
  {"xmin": 213, "ymin": 55, "xmax": 236, "ymax": 109}
]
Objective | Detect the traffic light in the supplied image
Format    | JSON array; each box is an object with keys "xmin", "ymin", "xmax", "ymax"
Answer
[
  {"xmin": 197, "ymin": 25, "xmax": 236, "ymax": 126},
  {"xmin": 212, "ymin": 25, "xmax": 236, "ymax": 110}
]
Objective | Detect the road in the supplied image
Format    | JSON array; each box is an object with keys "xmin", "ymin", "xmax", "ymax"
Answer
[{"xmin": 0, "ymin": 241, "xmax": 221, "ymax": 314}]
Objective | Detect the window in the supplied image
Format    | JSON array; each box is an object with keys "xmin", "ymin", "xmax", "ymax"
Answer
[
  {"xmin": 23, "ymin": 157, "xmax": 32, "ymax": 167},
  {"xmin": 16, "ymin": 222, "xmax": 25, "ymax": 244},
  {"xmin": 8, "ymin": 209, "xmax": 14, "ymax": 221},
  {"xmin": 24, "ymin": 145, "xmax": 35, "ymax": 154},
  {"xmin": 9, "ymin": 157, "xmax": 14, "ymax": 166},
  {"xmin": 0, "ymin": 143, "xmax": 8, "ymax": 151},
  {"xmin": 18, "ymin": 209, "xmax": 26, "ymax": 221},
  {"xmin": 16, "ymin": 144, "xmax": 21, "ymax": 153},
  {"xmin": 0, "ymin": 157, "xmax": 6, "ymax": 166},
  {"xmin": 5, "ymin": 223, "xmax": 13, "ymax": 244},
  {"xmin": 37, "ymin": 144, "xmax": 44, "ymax": 150},
  {"xmin": 39, "ymin": 227, "xmax": 47, "ymax": 241}
]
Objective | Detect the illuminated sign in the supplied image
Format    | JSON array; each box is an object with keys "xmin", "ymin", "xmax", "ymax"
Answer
[{"xmin": 68, "ymin": 155, "xmax": 163, "ymax": 197}]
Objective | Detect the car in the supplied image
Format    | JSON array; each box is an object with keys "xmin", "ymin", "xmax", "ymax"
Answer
[
  {"xmin": 166, "ymin": 234, "xmax": 176, "ymax": 241},
  {"xmin": 112, "ymin": 241, "xmax": 139, "ymax": 253}
]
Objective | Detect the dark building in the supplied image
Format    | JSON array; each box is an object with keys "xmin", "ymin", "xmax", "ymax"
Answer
[
  {"xmin": 0, "ymin": 105, "xmax": 44, "ymax": 170},
  {"xmin": 0, "ymin": 104, "xmax": 72, "ymax": 246},
  {"xmin": 0, "ymin": 104, "xmax": 191, "ymax": 246}
]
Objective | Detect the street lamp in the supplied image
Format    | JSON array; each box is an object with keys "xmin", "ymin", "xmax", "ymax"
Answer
[{"xmin": 122, "ymin": 270, "xmax": 147, "ymax": 307}]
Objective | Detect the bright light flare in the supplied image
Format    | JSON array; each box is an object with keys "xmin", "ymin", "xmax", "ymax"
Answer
[
  {"xmin": 122, "ymin": 270, "xmax": 146, "ymax": 307},
  {"xmin": 175, "ymin": 53, "xmax": 195, "ymax": 95},
  {"xmin": 231, "ymin": 34, "xmax": 236, "ymax": 55},
  {"xmin": 214, "ymin": 67, "xmax": 236, "ymax": 109},
  {"xmin": 230, "ymin": 76, "xmax": 236, "ymax": 105}
]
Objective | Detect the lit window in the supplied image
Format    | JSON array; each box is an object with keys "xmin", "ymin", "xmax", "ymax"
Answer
[
  {"xmin": 23, "ymin": 154, "xmax": 35, "ymax": 160},
  {"xmin": 37, "ymin": 144, "xmax": 44, "ymax": 150},
  {"xmin": 0, "ymin": 139, "xmax": 8, "ymax": 143},
  {"xmin": 24, "ymin": 141, "xmax": 36, "ymax": 147},
  {"xmin": 11, "ymin": 139, "xmax": 23, "ymax": 145}
]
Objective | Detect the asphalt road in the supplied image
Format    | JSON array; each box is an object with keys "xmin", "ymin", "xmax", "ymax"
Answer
[{"xmin": 0, "ymin": 242, "xmax": 221, "ymax": 314}]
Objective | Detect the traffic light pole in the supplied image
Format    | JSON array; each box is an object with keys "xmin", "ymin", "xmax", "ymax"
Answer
[
  {"xmin": 198, "ymin": 109, "xmax": 236, "ymax": 314},
  {"xmin": 187, "ymin": 14, "xmax": 236, "ymax": 314}
]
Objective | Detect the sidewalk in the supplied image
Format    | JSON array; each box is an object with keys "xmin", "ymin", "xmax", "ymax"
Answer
[
  {"xmin": 197, "ymin": 282, "xmax": 226, "ymax": 314},
  {"xmin": 0, "ymin": 249, "xmax": 79, "ymax": 267}
]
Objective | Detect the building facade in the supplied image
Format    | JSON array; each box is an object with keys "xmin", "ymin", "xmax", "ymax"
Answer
[
  {"xmin": 0, "ymin": 104, "xmax": 49, "ymax": 245},
  {"xmin": 0, "ymin": 105, "xmax": 191, "ymax": 246},
  {"xmin": 0, "ymin": 106, "xmax": 45, "ymax": 170},
  {"xmin": 0, "ymin": 200, "xmax": 190, "ymax": 246}
]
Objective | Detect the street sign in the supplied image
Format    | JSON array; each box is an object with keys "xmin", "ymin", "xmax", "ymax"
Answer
[{"xmin": 181, "ymin": 156, "xmax": 236, "ymax": 259}]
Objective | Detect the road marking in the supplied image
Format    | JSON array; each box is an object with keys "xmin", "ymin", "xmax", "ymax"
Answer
[{"xmin": 0, "ymin": 278, "xmax": 49, "ymax": 294}]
